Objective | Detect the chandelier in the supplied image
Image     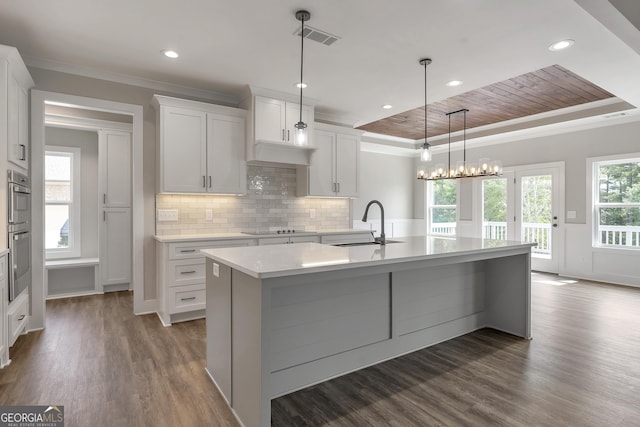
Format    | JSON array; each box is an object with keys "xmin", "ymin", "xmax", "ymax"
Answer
[{"xmin": 417, "ymin": 108, "xmax": 502, "ymax": 180}]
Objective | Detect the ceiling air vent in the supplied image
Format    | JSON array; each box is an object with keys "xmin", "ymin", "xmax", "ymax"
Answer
[{"xmin": 294, "ymin": 25, "xmax": 340, "ymax": 46}]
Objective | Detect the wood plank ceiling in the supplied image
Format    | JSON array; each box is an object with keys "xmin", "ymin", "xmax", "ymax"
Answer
[{"xmin": 356, "ymin": 65, "xmax": 615, "ymax": 142}]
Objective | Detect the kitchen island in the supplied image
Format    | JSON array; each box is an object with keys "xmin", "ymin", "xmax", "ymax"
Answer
[{"xmin": 202, "ymin": 236, "xmax": 534, "ymax": 427}]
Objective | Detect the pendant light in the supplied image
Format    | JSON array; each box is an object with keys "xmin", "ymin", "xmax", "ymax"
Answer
[
  {"xmin": 419, "ymin": 58, "xmax": 432, "ymax": 162},
  {"xmin": 294, "ymin": 10, "xmax": 310, "ymax": 146}
]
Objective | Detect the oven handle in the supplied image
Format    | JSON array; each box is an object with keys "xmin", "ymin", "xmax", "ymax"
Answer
[{"xmin": 11, "ymin": 230, "xmax": 30, "ymax": 240}]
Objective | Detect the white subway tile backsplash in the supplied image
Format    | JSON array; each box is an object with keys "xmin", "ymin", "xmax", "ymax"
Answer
[{"xmin": 156, "ymin": 165, "xmax": 350, "ymax": 235}]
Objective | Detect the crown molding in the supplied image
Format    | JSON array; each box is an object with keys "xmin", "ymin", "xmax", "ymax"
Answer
[{"xmin": 23, "ymin": 54, "xmax": 241, "ymax": 106}]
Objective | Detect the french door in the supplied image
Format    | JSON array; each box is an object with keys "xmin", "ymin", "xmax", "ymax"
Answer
[{"xmin": 476, "ymin": 163, "xmax": 563, "ymax": 273}]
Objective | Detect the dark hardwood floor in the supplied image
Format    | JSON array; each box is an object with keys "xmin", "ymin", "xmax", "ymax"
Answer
[{"xmin": 1, "ymin": 273, "xmax": 640, "ymax": 426}]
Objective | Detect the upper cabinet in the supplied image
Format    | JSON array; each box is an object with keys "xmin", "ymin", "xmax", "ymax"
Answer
[
  {"xmin": 243, "ymin": 88, "xmax": 316, "ymax": 166},
  {"xmin": 153, "ymin": 95, "xmax": 246, "ymax": 194},
  {"xmin": 254, "ymin": 96, "xmax": 313, "ymax": 145},
  {"xmin": 99, "ymin": 130, "xmax": 131, "ymax": 208},
  {"xmin": 297, "ymin": 123, "xmax": 362, "ymax": 198},
  {"xmin": 1, "ymin": 45, "xmax": 34, "ymax": 173}
]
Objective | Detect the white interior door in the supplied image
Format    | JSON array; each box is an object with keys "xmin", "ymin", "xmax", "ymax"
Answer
[{"xmin": 515, "ymin": 165, "xmax": 562, "ymax": 273}]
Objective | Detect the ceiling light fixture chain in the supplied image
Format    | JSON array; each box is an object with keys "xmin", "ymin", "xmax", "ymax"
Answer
[{"xmin": 294, "ymin": 9, "xmax": 311, "ymax": 146}]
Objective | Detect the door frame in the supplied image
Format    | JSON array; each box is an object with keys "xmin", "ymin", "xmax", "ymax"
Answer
[
  {"xmin": 30, "ymin": 90, "xmax": 147, "ymax": 330},
  {"xmin": 472, "ymin": 161, "xmax": 565, "ymax": 274}
]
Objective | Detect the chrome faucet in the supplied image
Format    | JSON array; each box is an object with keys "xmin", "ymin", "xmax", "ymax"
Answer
[{"xmin": 362, "ymin": 200, "xmax": 386, "ymax": 245}]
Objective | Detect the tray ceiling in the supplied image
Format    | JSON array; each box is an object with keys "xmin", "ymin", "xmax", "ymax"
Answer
[{"xmin": 356, "ymin": 65, "xmax": 615, "ymax": 141}]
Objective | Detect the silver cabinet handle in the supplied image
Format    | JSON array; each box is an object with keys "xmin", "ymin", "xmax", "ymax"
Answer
[
  {"xmin": 180, "ymin": 249, "xmax": 196, "ymax": 253},
  {"xmin": 287, "ymin": 129, "xmax": 290, "ymax": 141},
  {"xmin": 19, "ymin": 144, "xmax": 26, "ymax": 161},
  {"xmin": 180, "ymin": 296, "xmax": 197, "ymax": 301},
  {"xmin": 103, "ymin": 211, "xmax": 106, "ymax": 221},
  {"xmin": 180, "ymin": 270, "xmax": 197, "ymax": 275},
  {"xmin": 103, "ymin": 194, "xmax": 107, "ymax": 204},
  {"xmin": 282, "ymin": 129, "xmax": 285, "ymax": 141},
  {"xmin": 208, "ymin": 176, "xmax": 212, "ymax": 188},
  {"xmin": 202, "ymin": 176, "xmax": 206, "ymax": 188}
]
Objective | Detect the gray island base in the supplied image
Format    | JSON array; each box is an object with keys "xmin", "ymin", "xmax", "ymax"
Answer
[{"xmin": 202, "ymin": 236, "xmax": 534, "ymax": 427}]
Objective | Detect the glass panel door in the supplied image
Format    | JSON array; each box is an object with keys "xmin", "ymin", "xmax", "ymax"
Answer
[
  {"xmin": 482, "ymin": 177, "xmax": 510, "ymax": 240},
  {"xmin": 516, "ymin": 167, "xmax": 560, "ymax": 273}
]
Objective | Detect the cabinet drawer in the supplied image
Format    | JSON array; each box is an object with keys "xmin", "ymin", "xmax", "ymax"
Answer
[
  {"xmin": 8, "ymin": 296, "xmax": 28, "ymax": 347},
  {"xmin": 169, "ymin": 284, "xmax": 206, "ymax": 314},
  {"xmin": 290, "ymin": 235, "xmax": 320, "ymax": 244},
  {"xmin": 169, "ymin": 239, "xmax": 255, "ymax": 260},
  {"xmin": 168, "ymin": 260, "xmax": 205, "ymax": 287}
]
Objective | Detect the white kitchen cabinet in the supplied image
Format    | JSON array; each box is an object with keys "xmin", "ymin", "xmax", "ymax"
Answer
[
  {"xmin": 101, "ymin": 208, "xmax": 132, "ymax": 287},
  {"xmin": 1, "ymin": 46, "xmax": 34, "ymax": 245},
  {"xmin": 298, "ymin": 124, "xmax": 362, "ymax": 197},
  {"xmin": 254, "ymin": 96, "xmax": 313, "ymax": 145},
  {"xmin": 156, "ymin": 238, "xmax": 257, "ymax": 326},
  {"xmin": 153, "ymin": 95, "xmax": 246, "ymax": 194},
  {"xmin": 6, "ymin": 54, "xmax": 32, "ymax": 172},
  {"xmin": 7, "ymin": 290, "xmax": 28, "ymax": 348},
  {"xmin": 0, "ymin": 252, "xmax": 8, "ymax": 367},
  {"xmin": 99, "ymin": 130, "xmax": 131, "ymax": 208}
]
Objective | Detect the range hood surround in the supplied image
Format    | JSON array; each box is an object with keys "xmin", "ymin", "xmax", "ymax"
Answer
[{"xmin": 249, "ymin": 140, "xmax": 316, "ymax": 166}]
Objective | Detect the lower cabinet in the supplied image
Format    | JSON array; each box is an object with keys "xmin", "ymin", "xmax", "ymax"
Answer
[
  {"xmin": 7, "ymin": 290, "xmax": 28, "ymax": 348},
  {"xmin": 101, "ymin": 208, "xmax": 132, "ymax": 289},
  {"xmin": 155, "ymin": 231, "xmax": 372, "ymax": 326},
  {"xmin": 156, "ymin": 238, "xmax": 256, "ymax": 326},
  {"xmin": 0, "ymin": 253, "xmax": 8, "ymax": 367}
]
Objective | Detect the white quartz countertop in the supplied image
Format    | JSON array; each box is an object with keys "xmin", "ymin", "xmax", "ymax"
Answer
[
  {"xmin": 201, "ymin": 235, "xmax": 536, "ymax": 279},
  {"xmin": 154, "ymin": 229, "xmax": 371, "ymax": 243}
]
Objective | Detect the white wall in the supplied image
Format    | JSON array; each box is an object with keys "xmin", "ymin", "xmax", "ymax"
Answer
[
  {"xmin": 415, "ymin": 119, "xmax": 640, "ymax": 287},
  {"xmin": 45, "ymin": 127, "xmax": 99, "ymax": 257},
  {"xmin": 354, "ymin": 151, "xmax": 415, "ymax": 219}
]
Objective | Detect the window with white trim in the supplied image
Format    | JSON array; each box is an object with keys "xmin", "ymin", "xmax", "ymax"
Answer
[
  {"xmin": 45, "ymin": 146, "xmax": 81, "ymax": 258},
  {"xmin": 593, "ymin": 157, "xmax": 640, "ymax": 248},
  {"xmin": 427, "ymin": 180, "xmax": 457, "ymax": 235}
]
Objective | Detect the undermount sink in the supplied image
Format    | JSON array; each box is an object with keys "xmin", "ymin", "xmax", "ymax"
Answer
[{"xmin": 333, "ymin": 240, "xmax": 403, "ymax": 247}]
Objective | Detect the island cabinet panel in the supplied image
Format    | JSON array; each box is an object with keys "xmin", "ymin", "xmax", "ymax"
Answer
[
  {"xmin": 268, "ymin": 273, "xmax": 390, "ymax": 372},
  {"xmin": 394, "ymin": 262, "xmax": 485, "ymax": 336},
  {"xmin": 206, "ymin": 261, "xmax": 232, "ymax": 404}
]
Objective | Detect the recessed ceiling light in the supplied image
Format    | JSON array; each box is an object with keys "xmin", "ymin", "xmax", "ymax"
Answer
[
  {"xmin": 382, "ymin": 104, "xmax": 393, "ymax": 109},
  {"xmin": 163, "ymin": 50, "xmax": 179, "ymax": 59},
  {"xmin": 296, "ymin": 82, "xmax": 307, "ymax": 88},
  {"xmin": 548, "ymin": 39, "xmax": 574, "ymax": 51},
  {"xmin": 446, "ymin": 80, "xmax": 463, "ymax": 87}
]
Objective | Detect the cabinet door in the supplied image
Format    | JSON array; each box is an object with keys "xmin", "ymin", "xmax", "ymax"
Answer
[
  {"xmin": 254, "ymin": 96, "xmax": 285, "ymax": 143},
  {"xmin": 7, "ymin": 68, "xmax": 28, "ymax": 170},
  {"xmin": 101, "ymin": 208, "xmax": 131, "ymax": 286},
  {"xmin": 161, "ymin": 106, "xmax": 207, "ymax": 193},
  {"xmin": 335, "ymin": 134, "xmax": 359, "ymax": 197},
  {"xmin": 207, "ymin": 113, "xmax": 246, "ymax": 194},
  {"xmin": 100, "ymin": 130, "xmax": 131, "ymax": 207},
  {"xmin": 284, "ymin": 102, "xmax": 313, "ymax": 145},
  {"xmin": 308, "ymin": 130, "xmax": 336, "ymax": 196}
]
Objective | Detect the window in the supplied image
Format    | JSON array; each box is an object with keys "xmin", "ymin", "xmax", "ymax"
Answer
[
  {"xmin": 45, "ymin": 146, "xmax": 81, "ymax": 258},
  {"xmin": 428, "ymin": 180, "xmax": 457, "ymax": 235},
  {"xmin": 593, "ymin": 157, "xmax": 640, "ymax": 248}
]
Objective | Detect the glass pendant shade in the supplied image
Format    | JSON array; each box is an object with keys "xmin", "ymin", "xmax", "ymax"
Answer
[
  {"xmin": 294, "ymin": 122, "xmax": 308, "ymax": 146},
  {"xmin": 420, "ymin": 143, "xmax": 432, "ymax": 162}
]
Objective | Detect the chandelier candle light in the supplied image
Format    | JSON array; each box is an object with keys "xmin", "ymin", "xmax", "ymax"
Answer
[
  {"xmin": 294, "ymin": 10, "xmax": 310, "ymax": 146},
  {"xmin": 417, "ymin": 107, "xmax": 502, "ymax": 180}
]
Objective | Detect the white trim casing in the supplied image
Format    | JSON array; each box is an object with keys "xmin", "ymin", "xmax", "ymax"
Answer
[{"xmin": 31, "ymin": 90, "xmax": 148, "ymax": 330}]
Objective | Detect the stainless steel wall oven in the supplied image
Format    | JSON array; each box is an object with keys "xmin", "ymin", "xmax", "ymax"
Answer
[{"xmin": 8, "ymin": 170, "xmax": 31, "ymax": 301}]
